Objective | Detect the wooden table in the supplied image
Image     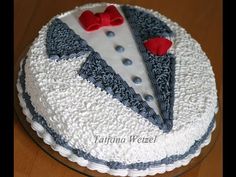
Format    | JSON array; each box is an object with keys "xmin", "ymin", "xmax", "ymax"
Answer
[{"xmin": 14, "ymin": 0, "xmax": 222, "ymax": 177}]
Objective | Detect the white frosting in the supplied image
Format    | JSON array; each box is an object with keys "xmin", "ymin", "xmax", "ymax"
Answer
[{"xmin": 21, "ymin": 2, "xmax": 217, "ymax": 172}]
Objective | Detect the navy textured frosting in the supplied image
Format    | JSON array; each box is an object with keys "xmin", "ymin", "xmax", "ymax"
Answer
[
  {"xmin": 121, "ymin": 6, "xmax": 176, "ymax": 131},
  {"xmin": 46, "ymin": 18, "xmax": 92, "ymax": 59},
  {"xmin": 121, "ymin": 6, "xmax": 174, "ymax": 41},
  {"xmin": 78, "ymin": 51, "xmax": 164, "ymax": 128},
  {"xmin": 145, "ymin": 53, "xmax": 175, "ymax": 129},
  {"xmin": 19, "ymin": 57, "xmax": 215, "ymax": 170}
]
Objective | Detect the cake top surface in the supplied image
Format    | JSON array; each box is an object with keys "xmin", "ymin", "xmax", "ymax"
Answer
[{"xmin": 19, "ymin": 2, "xmax": 218, "ymax": 173}]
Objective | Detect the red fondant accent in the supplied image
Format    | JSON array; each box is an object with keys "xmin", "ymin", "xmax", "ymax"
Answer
[
  {"xmin": 144, "ymin": 37, "xmax": 172, "ymax": 56},
  {"xmin": 79, "ymin": 5, "xmax": 124, "ymax": 31},
  {"xmin": 104, "ymin": 5, "xmax": 124, "ymax": 26},
  {"xmin": 95, "ymin": 13, "xmax": 110, "ymax": 26}
]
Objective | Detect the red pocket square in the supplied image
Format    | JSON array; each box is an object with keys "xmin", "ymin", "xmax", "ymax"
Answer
[{"xmin": 144, "ymin": 37, "xmax": 172, "ymax": 56}]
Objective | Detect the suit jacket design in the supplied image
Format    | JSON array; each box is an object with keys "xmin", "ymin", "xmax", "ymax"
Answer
[{"xmin": 45, "ymin": 6, "xmax": 176, "ymax": 132}]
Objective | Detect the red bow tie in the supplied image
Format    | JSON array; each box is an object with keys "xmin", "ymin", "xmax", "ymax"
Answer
[
  {"xmin": 144, "ymin": 37, "xmax": 172, "ymax": 56},
  {"xmin": 79, "ymin": 5, "xmax": 124, "ymax": 31}
]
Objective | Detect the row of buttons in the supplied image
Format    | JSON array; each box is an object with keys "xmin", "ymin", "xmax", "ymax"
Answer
[{"xmin": 105, "ymin": 30, "xmax": 154, "ymax": 102}]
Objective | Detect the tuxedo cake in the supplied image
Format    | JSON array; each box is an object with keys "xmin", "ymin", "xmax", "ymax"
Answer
[{"xmin": 17, "ymin": 3, "xmax": 218, "ymax": 176}]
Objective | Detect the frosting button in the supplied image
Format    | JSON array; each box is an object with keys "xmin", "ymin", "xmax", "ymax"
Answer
[
  {"xmin": 132, "ymin": 76, "xmax": 142, "ymax": 84},
  {"xmin": 144, "ymin": 94, "xmax": 154, "ymax": 101},
  {"xmin": 115, "ymin": 45, "xmax": 125, "ymax": 53},
  {"xmin": 106, "ymin": 31, "xmax": 115, "ymax": 37},
  {"xmin": 122, "ymin": 58, "xmax": 133, "ymax": 65}
]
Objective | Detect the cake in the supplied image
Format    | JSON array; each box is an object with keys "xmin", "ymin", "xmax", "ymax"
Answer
[{"xmin": 17, "ymin": 3, "xmax": 218, "ymax": 176}]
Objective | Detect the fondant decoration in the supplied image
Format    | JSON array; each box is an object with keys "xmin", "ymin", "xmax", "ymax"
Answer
[
  {"xmin": 122, "ymin": 58, "xmax": 132, "ymax": 65},
  {"xmin": 144, "ymin": 37, "xmax": 172, "ymax": 56},
  {"xmin": 115, "ymin": 45, "xmax": 125, "ymax": 53},
  {"xmin": 106, "ymin": 31, "xmax": 115, "ymax": 37},
  {"xmin": 79, "ymin": 5, "xmax": 124, "ymax": 31},
  {"xmin": 132, "ymin": 76, "xmax": 142, "ymax": 84},
  {"xmin": 144, "ymin": 94, "xmax": 154, "ymax": 101}
]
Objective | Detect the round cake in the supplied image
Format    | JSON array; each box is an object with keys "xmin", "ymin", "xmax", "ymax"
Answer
[{"xmin": 17, "ymin": 3, "xmax": 218, "ymax": 176}]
